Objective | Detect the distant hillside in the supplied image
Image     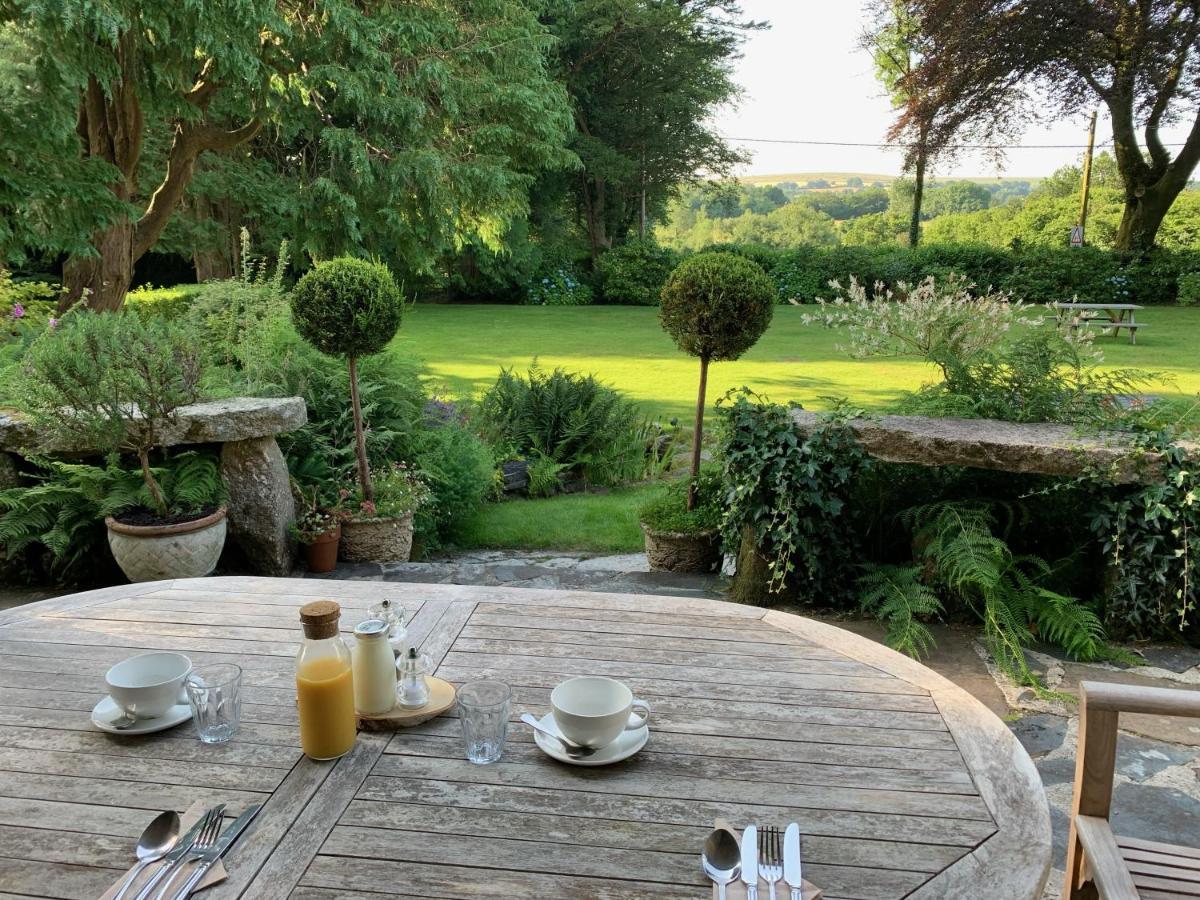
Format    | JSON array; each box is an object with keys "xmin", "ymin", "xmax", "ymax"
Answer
[{"xmin": 737, "ymin": 172, "xmax": 1043, "ymax": 190}]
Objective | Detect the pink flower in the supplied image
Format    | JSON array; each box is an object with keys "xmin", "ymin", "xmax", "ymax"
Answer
[
  {"xmin": 360, "ymin": 500, "xmax": 377, "ymax": 516},
  {"xmin": 10, "ymin": 303, "xmax": 24, "ymax": 319},
  {"xmin": 47, "ymin": 317, "xmax": 58, "ymax": 330}
]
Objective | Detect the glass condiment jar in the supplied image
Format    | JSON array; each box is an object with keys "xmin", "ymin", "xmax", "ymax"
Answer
[
  {"xmin": 352, "ymin": 619, "xmax": 398, "ymax": 716},
  {"xmin": 397, "ymin": 647, "xmax": 432, "ymax": 709},
  {"xmin": 295, "ymin": 600, "xmax": 357, "ymax": 760},
  {"xmin": 367, "ymin": 598, "xmax": 408, "ymax": 656}
]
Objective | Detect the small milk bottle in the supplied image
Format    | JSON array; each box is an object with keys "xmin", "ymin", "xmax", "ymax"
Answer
[
  {"xmin": 296, "ymin": 600, "xmax": 357, "ymax": 760},
  {"xmin": 352, "ymin": 619, "xmax": 398, "ymax": 716}
]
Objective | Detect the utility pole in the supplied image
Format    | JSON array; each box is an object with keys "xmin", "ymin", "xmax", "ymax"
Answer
[{"xmin": 1077, "ymin": 110, "xmax": 1098, "ymax": 246}]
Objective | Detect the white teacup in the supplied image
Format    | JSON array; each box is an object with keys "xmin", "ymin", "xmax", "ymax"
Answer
[
  {"xmin": 105, "ymin": 652, "xmax": 192, "ymax": 719},
  {"xmin": 551, "ymin": 676, "xmax": 651, "ymax": 749}
]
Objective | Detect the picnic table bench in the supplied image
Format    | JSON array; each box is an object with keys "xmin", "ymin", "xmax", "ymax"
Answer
[{"xmin": 1053, "ymin": 302, "xmax": 1145, "ymax": 345}]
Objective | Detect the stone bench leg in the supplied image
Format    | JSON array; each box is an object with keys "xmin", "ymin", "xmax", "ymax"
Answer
[{"xmin": 220, "ymin": 437, "xmax": 296, "ymax": 576}]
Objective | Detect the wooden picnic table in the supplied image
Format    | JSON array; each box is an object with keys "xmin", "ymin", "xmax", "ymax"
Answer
[
  {"xmin": 1052, "ymin": 301, "xmax": 1145, "ymax": 344},
  {"xmin": 0, "ymin": 577, "xmax": 1051, "ymax": 899}
]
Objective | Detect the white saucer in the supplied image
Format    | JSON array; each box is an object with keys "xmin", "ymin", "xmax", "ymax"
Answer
[
  {"xmin": 91, "ymin": 696, "xmax": 192, "ymax": 735},
  {"xmin": 529, "ymin": 712, "xmax": 649, "ymax": 766}
]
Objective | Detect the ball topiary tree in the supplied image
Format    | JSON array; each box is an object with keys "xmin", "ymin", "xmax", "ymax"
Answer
[
  {"xmin": 659, "ymin": 252, "xmax": 775, "ymax": 509},
  {"xmin": 291, "ymin": 257, "xmax": 404, "ymax": 505}
]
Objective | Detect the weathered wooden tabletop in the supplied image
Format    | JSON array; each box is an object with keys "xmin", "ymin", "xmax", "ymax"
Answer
[{"xmin": 0, "ymin": 577, "xmax": 1050, "ymax": 899}]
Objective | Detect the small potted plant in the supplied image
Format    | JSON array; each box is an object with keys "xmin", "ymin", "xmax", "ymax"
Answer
[
  {"xmin": 638, "ymin": 469, "xmax": 724, "ymax": 572},
  {"xmin": 340, "ymin": 462, "xmax": 430, "ymax": 563},
  {"xmin": 290, "ymin": 257, "xmax": 410, "ymax": 562},
  {"xmin": 644, "ymin": 252, "xmax": 774, "ymax": 570},
  {"xmin": 14, "ymin": 311, "xmax": 227, "ymax": 582},
  {"xmin": 292, "ymin": 486, "xmax": 347, "ymax": 573}
]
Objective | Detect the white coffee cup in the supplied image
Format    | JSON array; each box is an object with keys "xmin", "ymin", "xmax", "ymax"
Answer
[
  {"xmin": 105, "ymin": 652, "xmax": 192, "ymax": 719},
  {"xmin": 550, "ymin": 676, "xmax": 651, "ymax": 749}
]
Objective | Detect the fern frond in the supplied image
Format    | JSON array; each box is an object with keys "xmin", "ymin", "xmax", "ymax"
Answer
[{"xmin": 858, "ymin": 565, "xmax": 943, "ymax": 659}]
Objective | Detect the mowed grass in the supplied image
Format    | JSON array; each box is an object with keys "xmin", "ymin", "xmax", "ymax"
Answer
[
  {"xmin": 394, "ymin": 304, "xmax": 1200, "ymax": 553},
  {"xmin": 453, "ymin": 484, "xmax": 660, "ymax": 553},
  {"xmin": 394, "ymin": 304, "xmax": 1200, "ymax": 421}
]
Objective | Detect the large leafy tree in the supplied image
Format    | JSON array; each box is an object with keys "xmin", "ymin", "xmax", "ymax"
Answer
[
  {"xmin": 544, "ymin": 0, "xmax": 758, "ymax": 258},
  {"xmin": 863, "ymin": 0, "xmax": 939, "ymax": 247},
  {"xmin": 893, "ymin": 0, "xmax": 1200, "ymax": 255},
  {"xmin": 0, "ymin": 1, "xmax": 573, "ymax": 309}
]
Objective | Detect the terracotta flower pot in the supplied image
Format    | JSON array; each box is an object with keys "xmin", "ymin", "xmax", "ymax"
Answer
[
  {"xmin": 105, "ymin": 507, "xmax": 228, "ymax": 583},
  {"xmin": 304, "ymin": 524, "xmax": 342, "ymax": 574},
  {"xmin": 340, "ymin": 511, "xmax": 414, "ymax": 563},
  {"xmin": 641, "ymin": 522, "xmax": 722, "ymax": 573}
]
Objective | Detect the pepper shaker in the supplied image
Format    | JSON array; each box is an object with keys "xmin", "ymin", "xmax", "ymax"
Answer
[{"xmin": 397, "ymin": 647, "xmax": 431, "ymax": 709}]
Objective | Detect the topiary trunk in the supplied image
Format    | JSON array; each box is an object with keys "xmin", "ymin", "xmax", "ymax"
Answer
[
  {"xmin": 687, "ymin": 355, "xmax": 710, "ymax": 511},
  {"xmin": 348, "ymin": 356, "xmax": 374, "ymax": 503}
]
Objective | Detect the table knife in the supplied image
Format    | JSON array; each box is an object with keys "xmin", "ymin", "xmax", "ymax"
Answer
[
  {"xmin": 783, "ymin": 822, "xmax": 802, "ymax": 900},
  {"xmin": 132, "ymin": 805, "xmax": 226, "ymax": 900},
  {"xmin": 740, "ymin": 824, "xmax": 759, "ymax": 900},
  {"xmin": 168, "ymin": 803, "xmax": 262, "ymax": 900}
]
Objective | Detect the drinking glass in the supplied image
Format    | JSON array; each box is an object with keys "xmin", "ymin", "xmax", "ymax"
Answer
[
  {"xmin": 457, "ymin": 680, "xmax": 511, "ymax": 764},
  {"xmin": 185, "ymin": 664, "xmax": 243, "ymax": 744}
]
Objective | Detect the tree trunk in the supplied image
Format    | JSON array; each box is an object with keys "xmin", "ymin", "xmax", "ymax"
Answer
[
  {"xmin": 686, "ymin": 356, "xmax": 710, "ymax": 511},
  {"xmin": 1114, "ymin": 185, "xmax": 1176, "ymax": 257},
  {"xmin": 908, "ymin": 143, "xmax": 927, "ymax": 248},
  {"xmin": 60, "ymin": 37, "xmax": 261, "ymax": 311},
  {"xmin": 192, "ymin": 194, "xmax": 240, "ymax": 282},
  {"xmin": 348, "ymin": 356, "xmax": 374, "ymax": 504},
  {"xmin": 62, "ymin": 225, "xmax": 137, "ymax": 312}
]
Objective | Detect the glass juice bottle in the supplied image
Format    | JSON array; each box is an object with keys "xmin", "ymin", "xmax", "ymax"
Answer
[{"xmin": 296, "ymin": 600, "xmax": 357, "ymax": 760}]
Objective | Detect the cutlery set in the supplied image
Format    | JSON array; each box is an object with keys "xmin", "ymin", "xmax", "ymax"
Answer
[
  {"xmin": 110, "ymin": 803, "xmax": 261, "ymax": 900},
  {"xmin": 705, "ymin": 822, "xmax": 803, "ymax": 899}
]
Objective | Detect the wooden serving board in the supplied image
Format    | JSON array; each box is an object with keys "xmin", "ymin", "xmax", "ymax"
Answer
[{"xmin": 357, "ymin": 676, "xmax": 456, "ymax": 731}]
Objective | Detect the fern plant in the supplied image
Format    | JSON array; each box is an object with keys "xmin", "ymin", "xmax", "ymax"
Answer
[
  {"xmin": 476, "ymin": 364, "xmax": 649, "ymax": 488},
  {"xmin": 866, "ymin": 500, "xmax": 1110, "ymax": 687},
  {"xmin": 0, "ymin": 453, "xmax": 224, "ymax": 581}
]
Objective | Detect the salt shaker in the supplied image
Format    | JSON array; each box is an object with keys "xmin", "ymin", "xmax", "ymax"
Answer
[
  {"xmin": 397, "ymin": 647, "xmax": 431, "ymax": 709},
  {"xmin": 352, "ymin": 619, "xmax": 398, "ymax": 716}
]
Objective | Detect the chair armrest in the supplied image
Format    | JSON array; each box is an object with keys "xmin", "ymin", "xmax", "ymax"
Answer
[
  {"xmin": 1082, "ymin": 681, "xmax": 1200, "ymax": 719},
  {"xmin": 1073, "ymin": 815, "xmax": 1139, "ymax": 899}
]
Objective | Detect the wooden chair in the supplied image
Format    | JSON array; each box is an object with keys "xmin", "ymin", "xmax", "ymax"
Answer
[{"xmin": 1064, "ymin": 681, "xmax": 1200, "ymax": 899}]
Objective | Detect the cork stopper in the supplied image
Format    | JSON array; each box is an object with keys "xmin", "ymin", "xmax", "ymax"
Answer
[{"xmin": 299, "ymin": 600, "xmax": 341, "ymax": 640}]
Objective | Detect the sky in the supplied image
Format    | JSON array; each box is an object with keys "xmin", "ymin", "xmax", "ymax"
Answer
[{"xmin": 716, "ymin": 0, "xmax": 1195, "ymax": 180}]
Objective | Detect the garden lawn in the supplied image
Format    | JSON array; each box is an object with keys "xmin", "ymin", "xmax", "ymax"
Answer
[
  {"xmin": 453, "ymin": 483, "xmax": 660, "ymax": 553},
  {"xmin": 393, "ymin": 304, "xmax": 1200, "ymax": 421}
]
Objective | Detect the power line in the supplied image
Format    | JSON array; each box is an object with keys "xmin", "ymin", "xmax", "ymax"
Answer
[{"xmin": 721, "ymin": 135, "xmax": 1170, "ymax": 150}]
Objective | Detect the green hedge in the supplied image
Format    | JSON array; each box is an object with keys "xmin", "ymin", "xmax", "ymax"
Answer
[{"xmin": 707, "ymin": 242, "xmax": 1200, "ymax": 305}]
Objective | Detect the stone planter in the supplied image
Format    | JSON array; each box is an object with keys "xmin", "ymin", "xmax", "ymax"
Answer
[
  {"xmin": 105, "ymin": 507, "xmax": 228, "ymax": 583},
  {"xmin": 303, "ymin": 525, "xmax": 342, "ymax": 574},
  {"xmin": 641, "ymin": 522, "xmax": 722, "ymax": 573},
  {"xmin": 340, "ymin": 511, "xmax": 414, "ymax": 563}
]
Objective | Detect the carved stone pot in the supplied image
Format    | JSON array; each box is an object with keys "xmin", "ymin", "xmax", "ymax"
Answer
[
  {"xmin": 641, "ymin": 523, "xmax": 722, "ymax": 573},
  {"xmin": 340, "ymin": 512, "xmax": 414, "ymax": 563},
  {"xmin": 105, "ymin": 507, "xmax": 228, "ymax": 583}
]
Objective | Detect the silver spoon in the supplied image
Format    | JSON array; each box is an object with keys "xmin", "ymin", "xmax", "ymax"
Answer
[
  {"xmin": 702, "ymin": 828, "xmax": 742, "ymax": 900},
  {"xmin": 112, "ymin": 810, "xmax": 181, "ymax": 899},
  {"xmin": 519, "ymin": 713, "xmax": 598, "ymax": 758}
]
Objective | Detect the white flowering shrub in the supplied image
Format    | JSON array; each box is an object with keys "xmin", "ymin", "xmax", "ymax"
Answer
[{"xmin": 803, "ymin": 275, "xmax": 1047, "ymax": 379}]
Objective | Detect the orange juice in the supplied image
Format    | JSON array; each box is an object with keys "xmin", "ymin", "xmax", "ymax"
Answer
[{"xmin": 296, "ymin": 655, "xmax": 356, "ymax": 760}]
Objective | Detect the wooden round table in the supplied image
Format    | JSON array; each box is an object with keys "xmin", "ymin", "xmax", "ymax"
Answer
[{"xmin": 0, "ymin": 577, "xmax": 1050, "ymax": 898}]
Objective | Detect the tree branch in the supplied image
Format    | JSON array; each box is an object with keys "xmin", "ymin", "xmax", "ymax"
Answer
[{"xmin": 132, "ymin": 117, "xmax": 261, "ymax": 261}]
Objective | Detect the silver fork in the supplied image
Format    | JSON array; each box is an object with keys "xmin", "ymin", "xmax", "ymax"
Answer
[
  {"xmin": 759, "ymin": 825, "xmax": 783, "ymax": 900},
  {"xmin": 153, "ymin": 809, "xmax": 223, "ymax": 900}
]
